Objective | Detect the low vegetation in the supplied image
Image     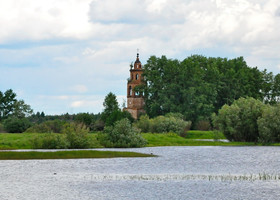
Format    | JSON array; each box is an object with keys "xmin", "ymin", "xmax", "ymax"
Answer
[
  {"xmin": 98, "ymin": 118, "xmax": 147, "ymax": 148},
  {"xmin": 0, "ymin": 130, "xmax": 261, "ymax": 150},
  {"xmin": 0, "ymin": 150, "xmax": 155, "ymax": 160},
  {"xmin": 142, "ymin": 132, "xmax": 252, "ymax": 147},
  {"xmin": 135, "ymin": 113, "xmax": 192, "ymax": 136}
]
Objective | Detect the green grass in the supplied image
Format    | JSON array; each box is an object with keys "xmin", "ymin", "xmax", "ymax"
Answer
[
  {"xmin": 186, "ymin": 130, "xmax": 226, "ymax": 139},
  {"xmin": 0, "ymin": 130, "xmax": 274, "ymax": 150},
  {"xmin": 142, "ymin": 132, "xmax": 255, "ymax": 147},
  {"xmin": 0, "ymin": 133, "xmax": 36, "ymax": 149},
  {"xmin": 0, "ymin": 150, "xmax": 155, "ymax": 160},
  {"xmin": 0, "ymin": 132, "xmax": 103, "ymax": 150}
]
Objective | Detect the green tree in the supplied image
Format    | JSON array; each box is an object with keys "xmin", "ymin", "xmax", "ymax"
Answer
[
  {"xmin": 101, "ymin": 92, "xmax": 133, "ymax": 126},
  {"xmin": 213, "ymin": 97, "xmax": 266, "ymax": 142},
  {"xmin": 74, "ymin": 113, "xmax": 94, "ymax": 128},
  {"xmin": 258, "ymin": 104, "xmax": 280, "ymax": 144},
  {"xmin": 3, "ymin": 116, "xmax": 31, "ymax": 133},
  {"xmin": 141, "ymin": 55, "xmax": 265, "ymax": 126},
  {"xmin": 101, "ymin": 92, "xmax": 119, "ymax": 123},
  {"xmin": 0, "ymin": 89, "xmax": 33, "ymax": 121}
]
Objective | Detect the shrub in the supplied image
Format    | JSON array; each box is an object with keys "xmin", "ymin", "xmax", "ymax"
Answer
[
  {"xmin": 25, "ymin": 120, "xmax": 66, "ymax": 133},
  {"xmin": 258, "ymin": 104, "xmax": 280, "ymax": 144},
  {"xmin": 31, "ymin": 123, "xmax": 90, "ymax": 149},
  {"xmin": 25, "ymin": 123, "xmax": 52, "ymax": 133},
  {"xmin": 135, "ymin": 113, "xmax": 191, "ymax": 135},
  {"xmin": 63, "ymin": 123, "xmax": 90, "ymax": 149},
  {"xmin": 32, "ymin": 134, "xmax": 68, "ymax": 149},
  {"xmin": 135, "ymin": 115, "xmax": 150, "ymax": 133},
  {"xmin": 3, "ymin": 117, "xmax": 31, "ymax": 133},
  {"xmin": 98, "ymin": 118, "xmax": 147, "ymax": 148},
  {"xmin": 213, "ymin": 97, "xmax": 266, "ymax": 142}
]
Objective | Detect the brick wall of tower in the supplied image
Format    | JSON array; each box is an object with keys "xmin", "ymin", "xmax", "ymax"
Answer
[{"xmin": 124, "ymin": 53, "xmax": 145, "ymax": 119}]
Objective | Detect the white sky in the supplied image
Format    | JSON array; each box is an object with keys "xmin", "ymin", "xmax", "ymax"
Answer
[{"xmin": 0, "ymin": 0, "xmax": 280, "ymax": 115}]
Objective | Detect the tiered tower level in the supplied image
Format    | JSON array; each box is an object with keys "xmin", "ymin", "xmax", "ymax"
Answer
[{"xmin": 125, "ymin": 53, "xmax": 145, "ymax": 119}]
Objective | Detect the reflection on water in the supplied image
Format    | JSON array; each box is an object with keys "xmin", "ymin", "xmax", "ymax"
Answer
[{"xmin": 1, "ymin": 146, "xmax": 280, "ymax": 200}]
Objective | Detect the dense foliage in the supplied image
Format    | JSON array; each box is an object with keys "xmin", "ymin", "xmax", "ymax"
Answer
[
  {"xmin": 31, "ymin": 123, "xmax": 90, "ymax": 149},
  {"xmin": 0, "ymin": 89, "xmax": 33, "ymax": 121},
  {"xmin": 139, "ymin": 55, "xmax": 280, "ymax": 126},
  {"xmin": 25, "ymin": 120, "xmax": 67, "ymax": 133},
  {"xmin": 258, "ymin": 104, "xmax": 280, "ymax": 144},
  {"xmin": 63, "ymin": 123, "xmax": 90, "ymax": 149},
  {"xmin": 28, "ymin": 112, "xmax": 102, "ymax": 131},
  {"xmin": 213, "ymin": 97, "xmax": 267, "ymax": 142},
  {"xmin": 101, "ymin": 92, "xmax": 133, "ymax": 126},
  {"xmin": 135, "ymin": 113, "xmax": 191, "ymax": 136},
  {"xmin": 98, "ymin": 118, "xmax": 147, "ymax": 148},
  {"xmin": 3, "ymin": 117, "xmax": 32, "ymax": 133}
]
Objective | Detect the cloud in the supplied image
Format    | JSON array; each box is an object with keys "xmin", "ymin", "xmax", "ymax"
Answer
[
  {"xmin": 0, "ymin": 0, "xmax": 93, "ymax": 43},
  {"xmin": 89, "ymin": 0, "xmax": 186, "ymax": 24},
  {"xmin": 1, "ymin": 0, "xmax": 280, "ymax": 115}
]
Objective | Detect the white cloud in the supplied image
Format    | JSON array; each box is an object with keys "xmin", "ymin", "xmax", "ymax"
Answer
[
  {"xmin": 0, "ymin": 0, "xmax": 93, "ymax": 43},
  {"xmin": 1, "ymin": 0, "xmax": 280, "ymax": 115}
]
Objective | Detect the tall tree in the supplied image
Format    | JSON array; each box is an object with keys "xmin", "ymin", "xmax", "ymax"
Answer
[
  {"xmin": 0, "ymin": 89, "xmax": 33, "ymax": 121},
  {"xmin": 101, "ymin": 92, "xmax": 120, "ymax": 125},
  {"xmin": 140, "ymin": 55, "xmax": 266, "ymax": 126}
]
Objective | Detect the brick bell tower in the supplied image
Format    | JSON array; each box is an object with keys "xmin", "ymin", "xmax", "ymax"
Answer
[{"xmin": 125, "ymin": 53, "xmax": 145, "ymax": 119}]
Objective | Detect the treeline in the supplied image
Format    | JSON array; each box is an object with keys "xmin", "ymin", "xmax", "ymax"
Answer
[
  {"xmin": 0, "ymin": 89, "xmax": 103, "ymax": 133},
  {"xmin": 138, "ymin": 55, "xmax": 280, "ymax": 127}
]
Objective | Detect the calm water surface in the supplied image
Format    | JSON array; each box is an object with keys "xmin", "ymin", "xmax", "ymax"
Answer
[{"xmin": 1, "ymin": 146, "xmax": 280, "ymax": 200}]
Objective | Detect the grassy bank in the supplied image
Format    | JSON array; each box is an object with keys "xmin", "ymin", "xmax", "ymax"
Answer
[
  {"xmin": 0, "ymin": 150, "xmax": 155, "ymax": 160},
  {"xmin": 1, "ymin": 131, "xmax": 277, "ymax": 150},
  {"xmin": 0, "ymin": 133, "xmax": 102, "ymax": 150},
  {"xmin": 142, "ymin": 132, "xmax": 254, "ymax": 146}
]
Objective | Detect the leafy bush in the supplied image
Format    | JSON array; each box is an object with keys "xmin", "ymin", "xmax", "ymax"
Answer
[
  {"xmin": 213, "ymin": 97, "xmax": 266, "ymax": 142},
  {"xmin": 98, "ymin": 118, "xmax": 147, "ymax": 148},
  {"xmin": 31, "ymin": 123, "xmax": 90, "ymax": 149},
  {"xmin": 25, "ymin": 120, "xmax": 66, "ymax": 133},
  {"xmin": 63, "ymin": 123, "xmax": 90, "ymax": 149},
  {"xmin": 136, "ymin": 115, "xmax": 150, "ymax": 133},
  {"xmin": 32, "ymin": 134, "xmax": 68, "ymax": 149},
  {"xmin": 3, "ymin": 117, "xmax": 31, "ymax": 133},
  {"xmin": 135, "ymin": 113, "xmax": 191, "ymax": 135},
  {"xmin": 258, "ymin": 104, "xmax": 280, "ymax": 144}
]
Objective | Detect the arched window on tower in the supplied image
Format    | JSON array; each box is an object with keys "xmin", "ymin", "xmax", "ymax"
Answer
[
  {"xmin": 136, "ymin": 74, "xmax": 139, "ymax": 80},
  {"xmin": 129, "ymin": 86, "xmax": 132, "ymax": 96}
]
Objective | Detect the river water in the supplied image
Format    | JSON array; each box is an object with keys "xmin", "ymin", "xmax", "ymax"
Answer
[{"xmin": 1, "ymin": 146, "xmax": 280, "ymax": 200}]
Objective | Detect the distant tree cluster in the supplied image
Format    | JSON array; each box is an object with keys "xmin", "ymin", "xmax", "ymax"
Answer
[
  {"xmin": 138, "ymin": 55, "xmax": 280, "ymax": 127},
  {"xmin": 28, "ymin": 112, "xmax": 103, "ymax": 132}
]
